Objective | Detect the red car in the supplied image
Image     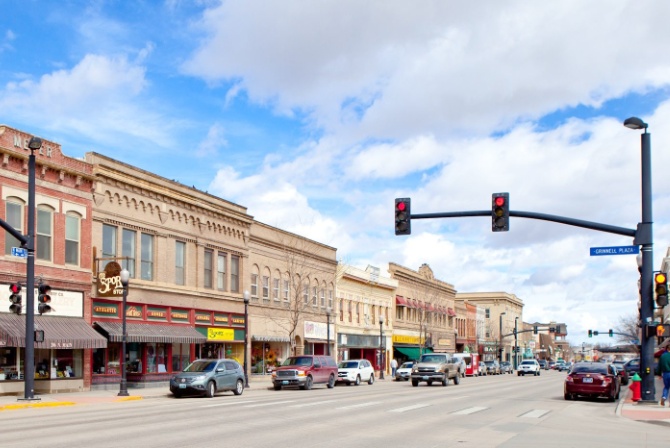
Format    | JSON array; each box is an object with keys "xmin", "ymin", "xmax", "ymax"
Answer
[{"xmin": 564, "ymin": 362, "xmax": 621, "ymax": 402}]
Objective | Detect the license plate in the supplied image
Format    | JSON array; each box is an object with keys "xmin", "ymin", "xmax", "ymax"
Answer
[
  {"xmin": 282, "ymin": 380, "xmax": 289, "ymax": 385},
  {"xmin": 422, "ymin": 376, "xmax": 429, "ymax": 380},
  {"xmin": 582, "ymin": 377, "xmax": 593, "ymax": 383},
  {"xmin": 179, "ymin": 384, "xmax": 186, "ymax": 389}
]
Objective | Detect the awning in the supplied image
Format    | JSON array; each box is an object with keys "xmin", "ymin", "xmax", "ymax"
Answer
[
  {"xmin": 94, "ymin": 321, "xmax": 207, "ymax": 344},
  {"xmin": 252, "ymin": 335, "xmax": 290, "ymax": 343},
  {"xmin": 394, "ymin": 346, "xmax": 433, "ymax": 360},
  {"xmin": 0, "ymin": 314, "xmax": 107, "ymax": 349},
  {"xmin": 395, "ymin": 296, "xmax": 408, "ymax": 307}
]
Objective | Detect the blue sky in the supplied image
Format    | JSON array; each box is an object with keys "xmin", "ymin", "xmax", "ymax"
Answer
[{"xmin": 3, "ymin": 0, "xmax": 670, "ymax": 345}]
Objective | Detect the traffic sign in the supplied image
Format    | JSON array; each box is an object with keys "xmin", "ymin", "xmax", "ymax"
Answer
[
  {"xmin": 11, "ymin": 247, "xmax": 27, "ymax": 258},
  {"xmin": 589, "ymin": 245, "xmax": 639, "ymax": 256}
]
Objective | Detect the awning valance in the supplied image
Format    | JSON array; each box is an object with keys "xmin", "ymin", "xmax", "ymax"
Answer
[
  {"xmin": 395, "ymin": 346, "xmax": 433, "ymax": 360},
  {"xmin": 447, "ymin": 307, "xmax": 456, "ymax": 317},
  {"xmin": 395, "ymin": 296, "xmax": 408, "ymax": 307},
  {"xmin": 252, "ymin": 335, "xmax": 290, "ymax": 343},
  {"xmin": 0, "ymin": 314, "xmax": 107, "ymax": 349},
  {"xmin": 94, "ymin": 321, "xmax": 207, "ymax": 344}
]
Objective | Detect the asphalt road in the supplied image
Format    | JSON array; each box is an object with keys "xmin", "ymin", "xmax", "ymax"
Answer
[{"xmin": 1, "ymin": 371, "xmax": 666, "ymax": 448}]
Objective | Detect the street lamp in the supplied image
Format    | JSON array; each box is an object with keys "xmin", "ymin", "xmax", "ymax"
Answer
[
  {"xmin": 499, "ymin": 312, "xmax": 506, "ymax": 363},
  {"xmin": 624, "ymin": 116, "xmax": 655, "ymax": 403},
  {"xmin": 243, "ymin": 290, "xmax": 250, "ymax": 388},
  {"xmin": 379, "ymin": 315, "xmax": 385, "ymax": 380},
  {"xmin": 118, "ymin": 268, "xmax": 130, "ymax": 397},
  {"xmin": 326, "ymin": 307, "xmax": 332, "ymax": 356},
  {"xmin": 514, "ymin": 316, "xmax": 519, "ymax": 370}
]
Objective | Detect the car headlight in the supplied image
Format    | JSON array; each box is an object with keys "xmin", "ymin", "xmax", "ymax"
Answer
[
  {"xmin": 193, "ymin": 375, "xmax": 207, "ymax": 381},
  {"xmin": 271, "ymin": 372, "xmax": 277, "ymax": 378},
  {"xmin": 297, "ymin": 371, "xmax": 306, "ymax": 377},
  {"xmin": 412, "ymin": 367, "xmax": 418, "ymax": 373}
]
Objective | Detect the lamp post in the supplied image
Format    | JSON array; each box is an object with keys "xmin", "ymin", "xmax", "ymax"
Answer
[
  {"xmin": 624, "ymin": 116, "xmax": 656, "ymax": 403},
  {"xmin": 514, "ymin": 316, "xmax": 519, "ymax": 370},
  {"xmin": 326, "ymin": 307, "xmax": 332, "ymax": 356},
  {"xmin": 14, "ymin": 137, "xmax": 43, "ymax": 402},
  {"xmin": 379, "ymin": 315, "xmax": 385, "ymax": 379},
  {"xmin": 499, "ymin": 312, "xmax": 506, "ymax": 363},
  {"xmin": 243, "ymin": 290, "xmax": 250, "ymax": 388},
  {"xmin": 118, "ymin": 268, "xmax": 130, "ymax": 397}
]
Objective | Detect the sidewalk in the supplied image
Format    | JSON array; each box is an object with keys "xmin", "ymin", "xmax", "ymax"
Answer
[
  {"xmin": 617, "ymin": 376, "xmax": 670, "ymax": 425},
  {"xmin": 0, "ymin": 375, "xmax": 274, "ymax": 411}
]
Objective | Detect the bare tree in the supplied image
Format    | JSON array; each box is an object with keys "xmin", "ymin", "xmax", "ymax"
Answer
[{"xmin": 616, "ymin": 313, "xmax": 640, "ymax": 354}]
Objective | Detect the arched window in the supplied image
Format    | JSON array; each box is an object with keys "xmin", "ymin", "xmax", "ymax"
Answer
[
  {"xmin": 36, "ymin": 205, "xmax": 54, "ymax": 261},
  {"xmin": 4, "ymin": 197, "xmax": 24, "ymax": 255}
]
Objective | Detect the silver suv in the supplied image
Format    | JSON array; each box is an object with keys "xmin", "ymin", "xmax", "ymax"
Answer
[
  {"xmin": 170, "ymin": 358, "xmax": 245, "ymax": 398},
  {"xmin": 517, "ymin": 359, "xmax": 541, "ymax": 376},
  {"xmin": 411, "ymin": 353, "xmax": 460, "ymax": 387}
]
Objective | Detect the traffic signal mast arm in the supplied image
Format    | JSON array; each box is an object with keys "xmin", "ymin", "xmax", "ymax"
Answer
[
  {"xmin": 410, "ymin": 210, "xmax": 637, "ymax": 239},
  {"xmin": 0, "ymin": 218, "xmax": 29, "ymax": 247}
]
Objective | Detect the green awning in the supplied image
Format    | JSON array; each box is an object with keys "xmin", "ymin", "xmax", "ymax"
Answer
[{"xmin": 394, "ymin": 346, "xmax": 432, "ymax": 360}]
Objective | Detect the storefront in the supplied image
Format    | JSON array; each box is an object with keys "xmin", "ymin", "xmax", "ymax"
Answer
[
  {"xmin": 0, "ymin": 313, "xmax": 107, "ymax": 395},
  {"xmin": 392, "ymin": 332, "xmax": 429, "ymax": 364},
  {"xmin": 91, "ymin": 299, "xmax": 247, "ymax": 389},
  {"xmin": 304, "ymin": 320, "xmax": 333, "ymax": 357},
  {"xmin": 336, "ymin": 332, "xmax": 379, "ymax": 367}
]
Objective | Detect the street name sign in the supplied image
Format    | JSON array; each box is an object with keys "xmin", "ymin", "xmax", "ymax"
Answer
[
  {"xmin": 589, "ymin": 245, "xmax": 639, "ymax": 256},
  {"xmin": 11, "ymin": 247, "xmax": 27, "ymax": 258}
]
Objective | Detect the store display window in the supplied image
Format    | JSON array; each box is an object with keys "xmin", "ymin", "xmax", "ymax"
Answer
[
  {"xmin": 34, "ymin": 348, "xmax": 82, "ymax": 379},
  {"xmin": 172, "ymin": 343, "xmax": 190, "ymax": 372},
  {"xmin": 127, "ymin": 343, "xmax": 142, "ymax": 373},
  {"xmin": 0, "ymin": 347, "xmax": 21, "ymax": 380},
  {"xmin": 146, "ymin": 343, "xmax": 167, "ymax": 373}
]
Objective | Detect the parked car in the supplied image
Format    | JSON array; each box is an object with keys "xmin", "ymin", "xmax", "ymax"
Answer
[
  {"xmin": 555, "ymin": 361, "xmax": 569, "ymax": 372},
  {"xmin": 451, "ymin": 354, "xmax": 467, "ymax": 378},
  {"xmin": 611, "ymin": 363, "xmax": 629, "ymax": 386},
  {"xmin": 272, "ymin": 355, "xmax": 338, "ymax": 390},
  {"xmin": 337, "ymin": 359, "xmax": 375, "ymax": 386},
  {"xmin": 517, "ymin": 359, "xmax": 541, "ymax": 376},
  {"xmin": 538, "ymin": 360, "xmax": 549, "ymax": 370},
  {"xmin": 411, "ymin": 353, "xmax": 461, "ymax": 387},
  {"xmin": 500, "ymin": 361, "xmax": 513, "ymax": 374},
  {"xmin": 484, "ymin": 360, "xmax": 500, "ymax": 375},
  {"xmin": 548, "ymin": 361, "xmax": 557, "ymax": 370},
  {"xmin": 477, "ymin": 362, "xmax": 487, "ymax": 376},
  {"xmin": 564, "ymin": 362, "xmax": 621, "ymax": 402},
  {"xmin": 170, "ymin": 358, "xmax": 245, "ymax": 398},
  {"xmin": 395, "ymin": 361, "xmax": 414, "ymax": 381}
]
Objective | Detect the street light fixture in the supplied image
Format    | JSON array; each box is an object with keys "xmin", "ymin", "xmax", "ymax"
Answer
[
  {"xmin": 379, "ymin": 315, "xmax": 385, "ymax": 380},
  {"xmin": 326, "ymin": 307, "xmax": 332, "ymax": 357},
  {"xmin": 118, "ymin": 268, "xmax": 130, "ymax": 397},
  {"xmin": 499, "ymin": 312, "xmax": 506, "ymax": 363},
  {"xmin": 243, "ymin": 290, "xmax": 250, "ymax": 388},
  {"xmin": 624, "ymin": 116, "xmax": 655, "ymax": 403}
]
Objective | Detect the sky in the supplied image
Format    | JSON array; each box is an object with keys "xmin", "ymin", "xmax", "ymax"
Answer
[{"xmin": 2, "ymin": 0, "xmax": 670, "ymax": 346}]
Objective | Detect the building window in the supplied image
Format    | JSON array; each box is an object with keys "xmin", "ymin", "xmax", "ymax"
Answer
[
  {"xmin": 230, "ymin": 255, "xmax": 239, "ymax": 293},
  {"xmin": 140, "ymin": 233, "xmax": 153, "ymax": 281},
  {"xmin": 339, "ymin": 298, "xmax": 344, "ymax": 322},
  {"xmin": 356, "ymin": 302, "xmax": 360, "ymax": 324},
  {"xmin": 348, "ymin": 300, "xmax": 352, "ymax": 323},
  {"xmin": 251, "ymin": 274, "xmax": 258, "ymax": 298},
  {"xmin": 328, "ymin": 290, "xmax": 333, "ymax": 310},
  {"xmin": 102, "ymin": 224, "xmax": 117, "ymax": 258},
  {"xmin": 36, "ymin": 206, "xmax": 53, "ymax": 261},
  {"xmin": 175, "ymin": 241, "xmax": 185, "ymax": 285},
  {"xmin": 122, "ymin": 229, "xmax": 136, "ymax": 278},
  {"xmin": 5, "ymin": 199, "xmax": 23, "ymax": 255},
  {"xmin": 217, "ymin": 253, "xmax": 226, "ymax": 291},
  {"xmin": 204, "ymin": 249, "xmax": 213, "ymax": 289},
  {"xmin": 262, "ymin": 276, "xmax": 270, "ymax": 299},
  {"xmin": 312, "ymin": 286, "xmax": 318, "ymax": 307},
  {"xmin": 273, "ymin": 278, "xmax": 280, "ymax": 301},
  {"xmin": 371, "ymin": 305, "xmax": 376, "ymax": 325},
  {"xmin": 396, "ymin": 306, "xmax": 404, "ymax": 321},
  {"xmin": 320, "ymin": 287, "xmax": 326, "ymax": 308},
  {"xmin": 485, "ymin": 308, "xmax": 490, "ymax": 319},
  {"xmin": 303, "ymin": 283, "xmax": 309, "ymax": 304},
  {"xmin": 283, "ymin": 277, "xmax": 290, "ymax": 302},
  {"xmin": 64, "ymin": 213, "xmax": 81, "ymax": 266}
]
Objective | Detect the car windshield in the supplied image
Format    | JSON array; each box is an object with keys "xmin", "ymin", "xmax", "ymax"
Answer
[
  {"xmin": 282, "ymin": 356, "xmax": 313, "ymax": 367},
  {"xmin": 338, "ymin": 361, "xmax": 360, "ymax": 369},
  {"xmin": 183, "ymin": 360, "xmax": 217, "ymax": 372},
  {"xmin": 400, "ymin": 362, "xmax": 413, "ymax": 369},
  {"xmin": 520, "ymin": 361, "xmax": 535, "ymax": 365},
  {"xmin": 420, "ymin": 355, "xmax": 446, "ymax": 363},
  {"xmin": 485, "ymin": 361, "xmax": 495, "ymax": 365}
]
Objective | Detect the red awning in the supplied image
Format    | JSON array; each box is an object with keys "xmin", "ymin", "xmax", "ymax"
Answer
[
  {"xmin": 447, "ymin": 307, "xmax": 456, "ymax": 316},
  {"xmin": 395, "ymin": 296, "xmax": 408, "ymax": 307},
  {"xmin": 427, "ymin": 303, "xmax": 435, "ymax": 312}
]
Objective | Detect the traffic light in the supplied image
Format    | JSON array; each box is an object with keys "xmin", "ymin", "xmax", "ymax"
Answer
[
  {"xmin": 395, "ymin": 198, "xmax": 411, "ymax": 235},
  {"xmin": 8, "ymin": 283, "xmax": 22, "ymax": 315},
  {"xmin": 654, "ymin": 272, "xmax": 668, "ymax": 307},
  {"xmin": 533, "ymin": 326, "xmax": 538, "ymax": 335},
  {"xmin": 657, "ymin": 325, "xmax": 666, "ymax": 338},
  {"xmin": 593, "ymin": 331, "xmax": 599, "ymax": 336},
  {"xmin": 609, "ymin": 329, "xmax": 613, "ymax": 337},
  {"xmin": 38, "ymin": 284, "xmax": 52, "ymax": 315},
  {"xmin": 588, "ymin": 329, "xmax": 592, "ymax": 338},
  {"xmin": 491, "ymin": 193, "xmax": 509, "ymax": 232}
]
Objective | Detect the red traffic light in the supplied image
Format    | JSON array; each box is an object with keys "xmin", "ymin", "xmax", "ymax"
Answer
[
  {"xmin": 494, "ymin": 196, "xmax": 505, "ymax": 207},
  {"xmin": 9, "ymin": 283, "xmax": 21, "ymax": 294},
  {"xmin": 396, "ymin": 201, "xmax": 406, "ymax": 212}
]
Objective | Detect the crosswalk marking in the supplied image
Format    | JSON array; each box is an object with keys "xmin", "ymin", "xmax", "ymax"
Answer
[
  {"xmin": 453, "ymin": 406, "xmax": 487, "ymax": 415},
  {"xmin": 520, "ymin": 409, "xmax": 550, "ymax": 418},
  {"xmin": 389, "ymin": 403, "xmax": 431, "ymax": 413}
]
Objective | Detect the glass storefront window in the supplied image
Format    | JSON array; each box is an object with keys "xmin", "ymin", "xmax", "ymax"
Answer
[
  {"xmin": 172, "ymin": 343, "xmax": 190, "ymax": 372},
  {"xmin": 33, "ymin": 349, "xmax": 82, "ymax": 379},
  {"xmin": 107, "ymin": 342, "xmax": 121, "ymax": 375},
  {"xmin": 128, "ymin": 343, "xmax": 142, "ymax": 373},
  {"xmin": 146, "ymin": 343, "xmax": 167, "ymax": 373},
  {"xmin": 0, "ymin": 347, "xmax": 19, "ymax": 380}
]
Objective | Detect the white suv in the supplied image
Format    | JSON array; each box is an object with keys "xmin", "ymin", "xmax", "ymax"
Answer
[{"xmin": 517, "ymin": 360, "xmax": 541, "ymax": 376}]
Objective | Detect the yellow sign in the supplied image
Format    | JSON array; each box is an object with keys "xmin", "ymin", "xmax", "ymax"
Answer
[
  {"xmin": 392, "ymin": 334, "xmax": 424, "ymax": 345},
  {"xmin": 207, "ymin": 328, "xmax": 235, "ymax": 341}
]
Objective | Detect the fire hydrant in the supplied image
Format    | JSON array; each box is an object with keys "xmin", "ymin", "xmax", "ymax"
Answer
[{"xmin": 630, "ymin": 373, "xmax": 641, "ymax": 402}]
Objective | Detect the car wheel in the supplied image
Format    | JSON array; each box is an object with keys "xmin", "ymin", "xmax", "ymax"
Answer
[
  {"xmin": 306, "ymin": 376, "xmax": 314, "ymax": 390},
  {"xmin": 273, "ymin": 383, "xmax": 282, "ymax": 390},
  {"xmin": 368, "ymin": 373, "xmax": 374, "ymax": 385},
  {"xmin": 518, "ymin": 372, "xmax": 521, "ymax": 376},
  {"xmin": 327, "ymin": 374, "xmax": 335, "ymax": 389},
  {"xmin": 411, "ymin": 379, "xmax": 419, "ymax": 387},
  {"xmin": 442, "ymin": 376, "xmax": 448, "ymax": 386},
  {"xmin": 453, "ymin": 373, "xmax": 460, "ymax": 385},
  {"xmin": 205, "ymin": 381, "xmax": 216, "ymax": 398},
  {"xmin": 355, "ymin": 375, "xmax": 361, "ymax": 386},
  {"xmin": 173, "ymin": 392, "xmax": 182, "ymax": 398},
  {"xmin": 233, "ymin": 379, "xmax": 244, "ymax": 396},
  {"xmin": 564, "ymin": 393, "xmax": 572, "ymax": 400},
  {"xmin": 427, "ymin": 380, "xmax": 433, "ymax": 386}
]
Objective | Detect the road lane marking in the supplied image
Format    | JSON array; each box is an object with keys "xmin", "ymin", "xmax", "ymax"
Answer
[
  {"xmin": 201, "ymin": 400, "xmax": 258, "ymax": 408},
  {"xmin": 245, "ymin": 400, "xmax": 296, "ymax": 408},
  {"xmin": 291, "ymin": 399, "xmax": 339, "ymax": 408},
  {"xmin": 453, "ymin": 406, "xmax": 488, "ymax": 415},
  {"xmin": 336, "ymin": 401, "xmax": 381, "ymax": 410},
  {"xmin": 520, "ymin": 409, "xmax": 550, "ymax": 418},
  {"xmin": 389, "ymin": 404, "xmax": 431, "ymax": 413}
]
